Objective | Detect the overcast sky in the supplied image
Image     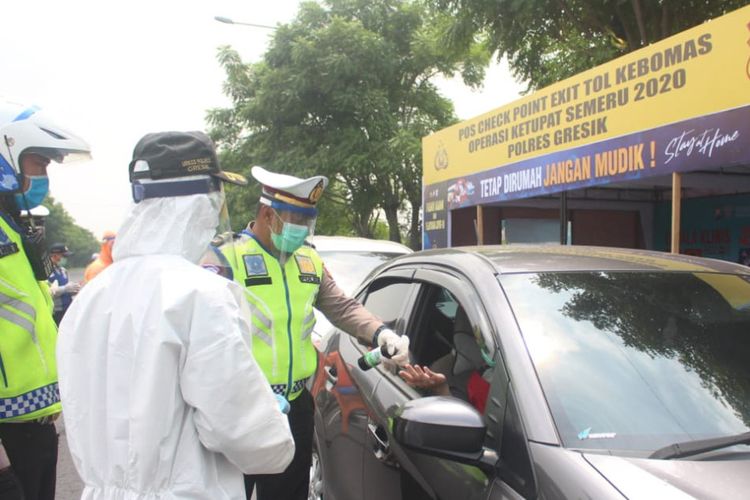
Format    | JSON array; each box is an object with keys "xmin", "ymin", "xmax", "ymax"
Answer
[{"xmin": 3, "ymin": 0, "xmax": 522, "ymax": 237}]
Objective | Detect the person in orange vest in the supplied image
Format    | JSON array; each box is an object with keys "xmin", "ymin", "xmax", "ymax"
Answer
[{"xmin": 83, "ymin": 230, "xmax": 115, "ymax": 282}]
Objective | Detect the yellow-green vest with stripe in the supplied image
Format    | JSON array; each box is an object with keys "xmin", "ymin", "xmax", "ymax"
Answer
[
  {"xmin": 228, "ymin": 234, "xmax": 323, "ymax": 400},
  {"xmin": 0, "ymin": 214, "xmax": 61, "ymax": 421}
]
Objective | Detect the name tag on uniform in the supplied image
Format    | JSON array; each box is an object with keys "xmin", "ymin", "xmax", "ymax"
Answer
[
  {"xmin": 245, "ymin": 277, "xmax": 272, "ymax": 286},
  {"xmin": 299, "ymin": 275, "xmax": 321, "ymax": 284}
]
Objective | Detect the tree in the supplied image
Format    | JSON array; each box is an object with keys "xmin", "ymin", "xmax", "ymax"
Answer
[
  {"xmin": 208, "ymin": 0, "xmax": 489, "ymax": 248},
  {"xmin": 42, "ymin": 196, "xmax": 99, "ymax": 268},
  {"xmin": 434, "ymin": 0, "xmax": 750, "ymax": 91}
]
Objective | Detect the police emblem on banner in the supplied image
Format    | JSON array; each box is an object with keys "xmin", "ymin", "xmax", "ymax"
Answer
[{"xmin": 243, "ymin": 254, "xmax": 268, "ymax": 276}]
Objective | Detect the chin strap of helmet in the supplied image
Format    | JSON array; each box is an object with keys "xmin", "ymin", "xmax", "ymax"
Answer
[{"xmin": 20, "ymin": 220, "xmax": 52, "ymax": 281}]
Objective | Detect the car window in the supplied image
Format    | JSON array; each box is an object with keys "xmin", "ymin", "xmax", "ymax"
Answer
[
  {"xmin": 361, "ymin": 280, "xmax": 413, "ymax": 332},
  {"xmin": 398, "ymin": 284, "xmax": 494, "ymax": 413},
  {"xmin": 434, "ymin": 287, "xmax": 459, "ymax": 319},
  {"xmin": 500, "ymin": 271, "xmax": 750, "ymax": 454},
  {"xmin": 319, "ymin": 250, "xmax": 406, "ymax": 296}
]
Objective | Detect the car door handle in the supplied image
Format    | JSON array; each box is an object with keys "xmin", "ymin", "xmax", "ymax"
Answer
[
  {"xmin": 324, "ymin": 365, "xmax": 338, "ymax": 386},
  {"xmin": 368, "ymin": 422, "xmax": 395, "ymax": 465}
]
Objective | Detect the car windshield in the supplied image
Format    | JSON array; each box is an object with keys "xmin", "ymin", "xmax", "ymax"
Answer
[
  {"xmin": 500, "ymin": 271, "xmax": 750, "ymax": 454},
  {"xmin": 318, "ymin": 251, "xmax": 405, "ymax": 295}
]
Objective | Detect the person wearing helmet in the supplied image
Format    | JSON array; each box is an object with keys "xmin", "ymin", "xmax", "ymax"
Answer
[
  {"xmin": 47, "ymin": 243, "xmax": 81, "ymax": 325},
  {"xmin": 56, "ymin": 131, "xmax": 295, "ymax": 500},
  {"xmin": 0, "ymin": 100, "xmax": 91, "ymax": 500},
  {"xmin": 83, "ymin": 230, "xmax": 116, "ymax": 283},
  {"xmin": 222, "ymin": 166, "xmax": 410, "ymax": 500}
]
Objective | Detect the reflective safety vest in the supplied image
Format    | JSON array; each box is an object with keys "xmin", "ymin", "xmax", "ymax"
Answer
[
  {"xmin": 226, "ymin": 234, "xmax": 323, "ymax": 400},
  {"xmin": 0, "ymin": 213, "xmax": 60, "ymax": 421}
]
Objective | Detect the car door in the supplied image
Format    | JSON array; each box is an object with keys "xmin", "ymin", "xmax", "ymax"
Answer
[
  {"xmin": 312, "ymin": 271, "xmax": 417, "ymax": 500},
  {"xmin": 358, "ymin": 265, "xmax": 536, "ymax": 500},
  {"xmin": 373, "ymin": 267, "xmax": 496, "ymax": 500}
]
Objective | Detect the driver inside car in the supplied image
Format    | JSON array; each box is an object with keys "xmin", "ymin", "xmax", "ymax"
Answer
[{"xmin": 399, "ymin": 306, "xmax": 493, "ymax": 412}]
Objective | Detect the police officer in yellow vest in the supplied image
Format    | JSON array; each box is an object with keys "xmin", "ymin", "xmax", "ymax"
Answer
[
  {"xmin": 231, "ymin": 166, "xmax": 410, "ymax": 500},
  {"xmin": 0, "ymin": 100, "xmax": 91, "ymax": 500}
]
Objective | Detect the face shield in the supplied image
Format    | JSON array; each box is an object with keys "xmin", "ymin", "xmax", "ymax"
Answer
[
  {"xmin": 199, "ymin": 192, "xmax": 239, "ymax": 280},
  {"xmin": 268, "ymin": 202, "xmax": 318, "ymax": 265},
  {"xmin": 131, "ymin": 174, "xmax": 236, "ymax": 268},
  {"xmin": 22, "ymin": 146, "xmax": 91, "ymax": 165},
  {"xmin": 0, "ymin": 102, "xmax": 92, "ymax": 195}
]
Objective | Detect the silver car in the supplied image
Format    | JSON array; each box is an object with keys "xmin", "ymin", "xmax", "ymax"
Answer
[
  {"xmin": 309, "ymin": 236, "xmax": 412, "ymax": 346},
  {"xmin": 311, "ymin": 245, "xmax": 750, "ymax": 499}
]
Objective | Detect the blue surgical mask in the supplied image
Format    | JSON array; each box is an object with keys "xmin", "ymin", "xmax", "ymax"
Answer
[
  {"xmin": 14, "ymin": 176, "xmax": 49, "ymax": 210},
  {"xmin": 271, "ymin": 222, "xmax": 309, "ymax": 254}
]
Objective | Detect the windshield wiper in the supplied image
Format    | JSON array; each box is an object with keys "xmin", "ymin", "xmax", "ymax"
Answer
[{"xmin": 649, "ymin": 431, "xmax": 750, "ymax": 460}]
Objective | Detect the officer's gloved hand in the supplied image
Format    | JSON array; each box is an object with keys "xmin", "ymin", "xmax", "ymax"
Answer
[
  {"xmin": 377, "ymin": 329, "xmax": 410, "ymax": 367},
  {"xmin": 275, "ymin": 394, "xmax": 290, "ymax": 414}
]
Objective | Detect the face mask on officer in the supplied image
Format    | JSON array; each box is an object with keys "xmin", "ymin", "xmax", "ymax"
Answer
[
  {"xmin": 14, "ymin": 154, "xmax": 51, "ymax": 210},
  {"xmin": 15, "ymin": 176, "xmax": 50, "ymax": 209},
  {"xmin": 270, "ymin": 209, "xmax": 309, "ymax": 254}
]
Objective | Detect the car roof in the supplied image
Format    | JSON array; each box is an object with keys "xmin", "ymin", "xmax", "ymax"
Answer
[
  {"xmin": 309, "ymin": 235, "xmax": 413, "ymax": 254},
  {"xmin": 389, "ymin": 244, "xmax": 750, "ymax": 275}
]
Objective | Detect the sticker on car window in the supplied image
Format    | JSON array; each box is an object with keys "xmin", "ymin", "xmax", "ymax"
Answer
[{"xmin": 578, "ymin": 427, "xmax": 616, "ymax": 440}]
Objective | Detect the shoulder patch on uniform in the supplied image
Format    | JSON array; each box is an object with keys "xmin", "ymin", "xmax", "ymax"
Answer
[
  {"xmin": 294, "ymin": 254, "xmax": 316, "ymax": 275},
  {"xmin": 0, "ymin": 226, "xmax": 18, "ymax": 258},
  {"xmin": 0, "ymin": 226, "xmax": 10, "ymax": 245},
  {"xmin": 243, "ymin": 253, "xmax": 268, "ymax": 276}
]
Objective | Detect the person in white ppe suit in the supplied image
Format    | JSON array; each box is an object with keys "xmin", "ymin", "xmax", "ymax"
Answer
[{"xmin": 56, "ymin": 131, "xmax": 295, "ymax": 499}]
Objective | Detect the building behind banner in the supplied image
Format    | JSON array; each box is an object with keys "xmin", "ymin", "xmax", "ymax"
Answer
[{"xmin": 422, "ymin": 5, "xmax": 750, "ymax": 263}]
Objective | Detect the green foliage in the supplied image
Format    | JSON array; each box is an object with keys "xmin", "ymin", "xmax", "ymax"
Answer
[
  {"xmin": 208, "ymin": 0, "xmax": 489, "ymax": 248},
  {"xmin": 434, "ymin": 0, "xmax": 750, "ymax": 91},
  {"xmin": 42, "ymin": 196, "xmax": 99, "ymax": 267}
]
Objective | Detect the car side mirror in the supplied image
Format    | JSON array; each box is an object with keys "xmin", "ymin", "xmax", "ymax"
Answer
[{"xmin": 392, "ymin": 396, "xmax": 488, "ymax": 464}]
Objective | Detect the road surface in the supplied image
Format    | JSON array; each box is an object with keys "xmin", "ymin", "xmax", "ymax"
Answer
[{"xmin": 55, "ymin": 418, "xmax": 83, "ymax": 499}]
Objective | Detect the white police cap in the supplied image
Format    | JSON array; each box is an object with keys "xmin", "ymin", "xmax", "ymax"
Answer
[{"xmin": 251, "ymin": 166, "xmax": 328, "ymax": 209}]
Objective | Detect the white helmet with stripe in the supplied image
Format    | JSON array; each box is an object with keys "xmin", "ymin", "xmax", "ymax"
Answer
[{"xmin": 0, "ymin": 99, "xmax": 91, "ymax": 193}]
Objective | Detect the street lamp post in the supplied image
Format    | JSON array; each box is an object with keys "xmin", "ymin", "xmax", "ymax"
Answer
[{"xmin": 214, "ymin": 16, "xmax": 277, "ymax": 30}]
